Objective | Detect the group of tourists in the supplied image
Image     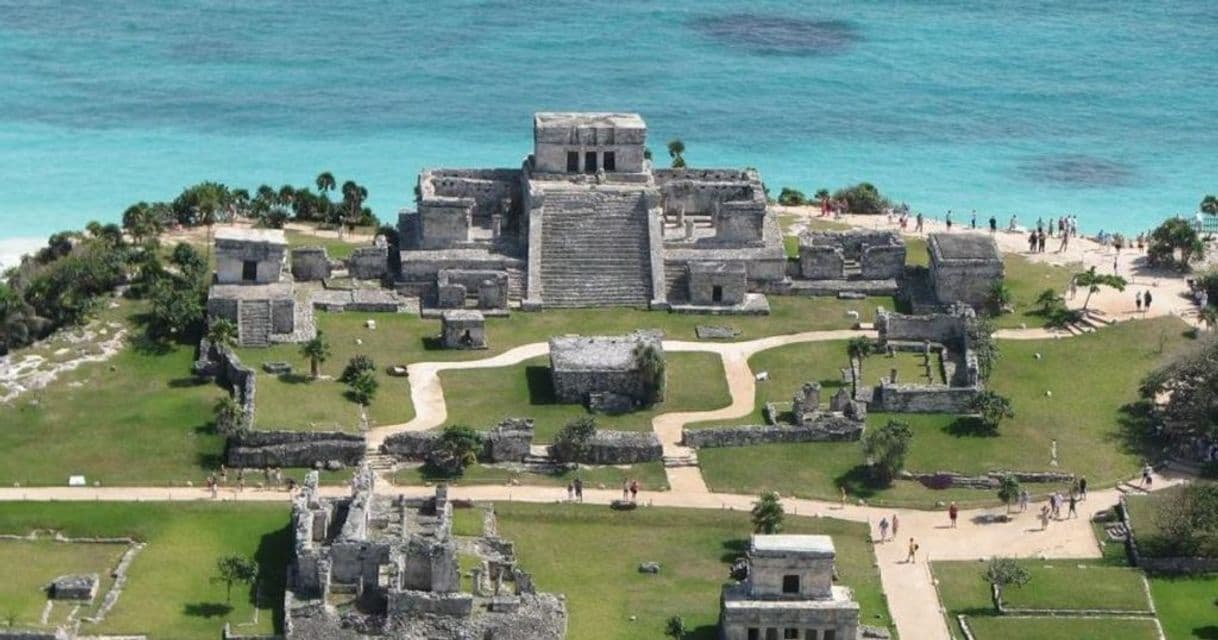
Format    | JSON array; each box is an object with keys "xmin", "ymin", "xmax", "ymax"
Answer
[
  {"xmin": 565, "ymin": 477, "xmax": 584, "ymax": 502},
  {"xmin": 876, "ymin": 513, "xmax": 901, "ymax": 542},
  {"xmin": 205, "ymin": 464, "xmax": 293, "ymax": 499}
]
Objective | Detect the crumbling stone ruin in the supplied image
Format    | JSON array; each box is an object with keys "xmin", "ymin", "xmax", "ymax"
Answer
[
  {"xmin": 291, "ymin": 246, "xmax": 333, "ymax": 281},
  {"xmin": 286, "ymin": 467, "xmax": 567, "ymax": 639},
  {"xmin": 863, "ymin": 304, "xmax": 983, "ymax": 413},
  {"xmin": 395, "ymin": 112, "xmax": 787, "ymax": 311},
  {"xmin": 548, "ymin": 332, "xmax": 664, "ymax": 410},
  {"xmin": 790, "ymin": 230, "xmax": 906, "ymax": 297},
  {"xmin": 206, "ymin": 228, "xmax": 303, "ymax": 347},
  {"xmin": 380, "ymin": 418, "xmax": 663, "ymax": 466},
  {"xmin": 926, "ymin": 232, "xmax": 1004, "ymax": 311},
  {"xmin": 440, "ymin": 309, "xmax": 487, "ymax": 349},
  {"xmin": 720, "ymin": 535, "xmax": 860, "ymax": 640},
  {"xmin": 48, "ymin": 574, "xmax": 98, "ymax": 601},
  {"xmin": 681, "ymin": 383, "xmax": 866, "ymax": 450}
]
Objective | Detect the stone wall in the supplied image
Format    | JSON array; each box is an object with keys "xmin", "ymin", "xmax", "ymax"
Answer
[
  {"xmin": 559, "ymin": 430, "xmax": 663, "ymax": 464},
  {"xmin": 381, "ymin": 419, "xmax": 535, "ymax": 464},
  {"xmin": 346, "ymin": 246, "xmax": 388, "ymax": 280},
  {"xmin": 0, "ymin": 631, "xmax": 72, "ymax": 640},
  {"xmin": 682, "ymin": 417, "xmax": 864, "ymax": 449},
  {"xmin": 797, "ymin": 230, "xmax": 905, "ymax": 280},
  {"xmin": 226, "ymin": 430, "xmax": 366, "ymax": 468},
  {"xmin": 876, "ymin": 308, "xmax": 968, "ymax": 345},
  {"xmin": 291, "ymin": 247, "xmax": 331, "ymax": 281},
  {"xmin": 1121, "ymin": 494, "xmax": 1218, "ymax": 574},
  {"xmin": 870, "ymin": 383, "xmax": 980, "ymax": 413},
  {"xmin": 195, "ymin": 337, "xmax": 256, "ymax": 431},
  {"xmin": 689, "ymin": 261, "xmax": 747, "ymax": 305},
  {"xmin": 901, "ymin": 470, "xmax": 1075, "ymax": 490}
]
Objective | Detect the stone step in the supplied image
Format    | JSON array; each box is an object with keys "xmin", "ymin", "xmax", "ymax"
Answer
[{"xmin": 662, "ymin": 453, "xmax": 699, "ymax": 468}]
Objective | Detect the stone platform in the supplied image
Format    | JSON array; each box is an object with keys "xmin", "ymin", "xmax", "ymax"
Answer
[{"xmin": 670, "ymin": 293, "xmax": 771, "ymax": 315}]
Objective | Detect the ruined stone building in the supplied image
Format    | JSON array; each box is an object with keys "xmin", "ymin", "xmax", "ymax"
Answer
[
  {"xmin": 286, "ymin": 467, "xmax": 567, "ymax": 639},
  {"xmin": 793, "ymin": 230, "xmax": 906, "ymax": 296},
  {"xmin": 206, "ymin": 228, "xmax": 299, "ymax": 347},
  {"xmin": 864, "ymin": 304, "xmax": 983, "ymax": 413},
  {"xmin": 396, "ymin": 112, "xmax": 785, "ymax": 311},
  {"xmin": 548, "ymin": 332, "xmax": 665, "ymax": 411},
  {"xmin": 926, "ymin": 233, "xmax": 1004, "ymax": 310},
  {"xmin": 720, "ymin": 535, "xmax": 860, "ymax": 640}
]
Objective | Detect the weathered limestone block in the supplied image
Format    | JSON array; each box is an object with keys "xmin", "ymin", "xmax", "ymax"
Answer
[
  {"xmin": 49, "ymin": 574, "xmax": 98, "ymax": 601},
  {"xmin": 226, "ymin": 431, "xmax": 366, "ymax": 468},
  {"xmin": 291, "ymin": 247, "xmax": 331, "ymax": 281},
  {"xmin": 440, "ymin": 309, "xmax": 487, "ymax": 349},
  {"xmin": 346, "ymin": 246, "xmax": 388, "ymax": 280},
  {"xmin": 682, "ymin": 417, "xmax": 864, "ymax": 449},
  {"xmin": 436, "ymin": 283, "xmax": 467, "ymax": 308}
]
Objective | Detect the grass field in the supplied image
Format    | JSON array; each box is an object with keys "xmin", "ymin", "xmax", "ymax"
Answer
[
  {"xmin": 697, "ymin": 317, "xmax": 1192, "ymax": 507},
  {"xmin": 0, "ymin": 538, "xmax": 128, "ymax": 628},
  {"xmin": 0, "ymin": 502, "xmax": 289, "ymax": 639},
  {"xmin": 961, "ymin": 615, "xmax": 1161, "ymax": 640},
  {"xmin": 1124, "ymin": 487, "xmax": 1218, "ymax": 558},
  {"xmin": 1148, "ymin": 573, "xmax": 1218, "ymax": 640},
  {"xmin": 439, "ymin": 352, "xmax": 731, "ymax": 442},
  {"xmin": 932, "ymin": 560, "xmax": 1152, "ymax": 614},
  {"xmin": 393, "ymin": 461, "xmax": 670, "ymax": 492},
  {"xmin": 492, "ymin": 503, "xmax": 893, "ymax": 640},
  {"xmin": 283, "ymin": 228, "xmax": 364, "ymax": 260}
]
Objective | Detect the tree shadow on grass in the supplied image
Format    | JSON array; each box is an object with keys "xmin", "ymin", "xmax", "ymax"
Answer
[
  {"xmin": 183, "ymin": 602, "xmax": 232, "ymax": 618},
  {"xmin": 168, "ymin": 376, "xmax": 209, "ymax": 388},
  {"xmin": 687, "ymin": 625, "xmax": 721, "ymax": 640},
  {"xmin": 421, "ymin": 336, "xmax": 444, "ymax": 351},
  {"xmin": 253, "ymin": 524, "xmax": 292, "ymax": 634},
  {"xmin": 525, "ymin": 366, "xmax": 557, "ymax": 406},
  {"xmin": 196, "ymin": 451, "xmax": 223, "ymax": 470},
  {"xmin": 1192, "ymin": 626, "xmax": 1218, "ymax": 639},
  {"xmin": 834, "ymin": 464, "xmax": 888, "ymax": 500},
  {"xmin": 942, "ymin": 416, "xmax": 998, "ymax": 438},
  {"xmin": 719, "ymin": 538, "xmax": 749, "ymax": 564},
  {"xmin": 277, "ymin": 373, "xmax": 315, "ymax": 385},
  {"xmin": 1111, "ymin": 400, "xmax": 1162, "ymax": 461}
]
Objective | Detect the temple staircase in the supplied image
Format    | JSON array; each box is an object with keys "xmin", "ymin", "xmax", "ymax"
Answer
[
  {"xmin": 238, "ymin": 300, "xmax": 271, "ymax": 347},
  {"xmin": 538, "ymin": 189, "xmax": 653, "ymax": 307}
]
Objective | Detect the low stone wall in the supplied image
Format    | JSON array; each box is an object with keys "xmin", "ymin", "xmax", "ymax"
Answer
[
  {"xmin": 381, "ymin": 419, "xmax": 534, "ymax": 464},
  {"xmin": 870, "ymin": 383, "xmax": 979, "ymax": 413},
  {"xmin": 226, "ymin": 430, "xmax": 366, "ymax": 468},
  {"xmin": 195, "ymin": 338, "xmax": 255, "ymax": 431},
  {"xmin": 568, "ymin": 431, "xmax": 663, "ymax": 464},
  {"xmin": 0, "ymin": 631, "xmax": 71, "ymax": 640},
  {"xmin": 683, "ymin": 419, "xmax": 864, "ymax": 449},
  {"xmin": 902, "ymin": 470, "xmax": 1075, "ymax": 490},
  {"xmin": 1121, "ymin": 494, "xmax": 1218, "ymax": 574},
  {"xmin": 346, "ymin": 246, "xmax": 388, "ymax": 280}
]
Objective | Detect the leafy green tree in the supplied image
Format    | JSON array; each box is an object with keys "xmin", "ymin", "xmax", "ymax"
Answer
[
  {"xmin": 667, "ymin": 139, "xmax": 686, "ymax": 168},
  {"xmin": 986, "ymin": 283, "xmax": 1012, "ymax": 315},
  {"xmin": 1147, "ymin": 218, "xmax": 1205, "ymax": 270},
  {"xmin": 341, "ymin": 181, "xmax": 368, "ymax": 228},
  {"xmin": 300, "ymin": 331, "xmax": 331, "ymax": 379},
  {"xmin": 847, "ymin": 336, "xmax": 874, "ymax": 378},
  {"xmin": 777, "ymin": 187, "xmax": 807, "ymax": 206},
  {"xmin": 969, "ymin": 390, "xmax": 1014, "ymax": 432},
  {"xmin": 861, "ymin": 420, "xmax": 913, "ymax": 485},
  {"xmin": 213, "ymin": 396, "xmax": 246, "ymax": 435},
  {"xmin": 982, "ymin": 557, "xmax": 1030, "ymax": 611},
  {"xmin": 212, "ymin": 554, "xmax": 258, "ymax": 603},
  {"xmin": 664, "ymin": 615, "xmax": 687, "ymax": 639},
  {"xmin": 751, "ymin": 491, "xmax": 785, "ymax": 534},
  {"xmin": 339, "ymin": 355, "xmax": 376, "ymax": 384},
  {"xmin": 633, "ymin": 342, "xmax": 666, "ymax": 405},
  {"xmin": 170, "ymin": 242, "xmax": 208, "ymax": 283},
  {"xmin": 831, "ymin": 182, "xmax": 890, "ymax": 215},
  {"xmin": 206, "ymin": 317, "xmax": 238, "ymax": 349},
  {"xmin": 1200, "ymin": 305, "xmax": 1218, "ymax": 331},
  {"xmin": 966, "ymin": 318, "xmax": 1000, "ymax": 382},
  {"xmin": 316, "ymin": 171, "xmax": 337, "ymax": 195},
  {"xmin": 122, "ymin": 202, "xmax": 162, "ymax": 243},
  {"xmin": 346, "ymin": 369, "xmax": 379, "ymax": 405},
  {"xmin": 1153, "ymin": 482, "xmax": 1218, "ymax": 556},
  {"xmin": 1200, "ymin": 195, "xmax": 1218, "ymax": 217},
  {"xmin": 814, "ymin": 188, "xmax": 831, "ymax": 203},
  {"xmin": 552, "ymin": 417, "xmax": 597, "ymax": 463},
  {"xmin": 997, "ymin": 474, "xmax": 1021, "ymax": 513},
  {"xmin": 1074, "ymin": 266, "xmax": 1126, "ymax": 311},
  {"xmin": 1140, "ymin": 335, "xmax": 1218, "ymax": 444},
  {"xmin": 147, "ymin": 277, "xmax": 204, "ymax": 338},
  {"xmin": 427, "ymin": 424, "xmax": 484, "ymax": 476}
]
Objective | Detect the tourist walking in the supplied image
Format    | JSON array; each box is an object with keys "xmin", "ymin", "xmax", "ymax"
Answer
[
  {"xmin": 891, "ymin": 513, "xmax": 899, "ymax": 539},
  {"xmin": 945, "ymin": 210, "xmax": 953, "ymax": 231},
  {"xmin": 915, "ymin": 212, "xmax": 924, "ymax": 233},
  {"xmin": 1049, "ymin": 493, "xmax": 1059, "ymax": 519},
  {"xmin": 1019, "ymin": 488, "xmax": 1030, "ymax": 512},
  {"xmin": 629, "ymin": 479, "xmax": 639, "ymax": 502},
  {"xmin": 989, "ymin": 216, "xmax": 997, "ymax": 233},
  {"xmin": 1136, "ymin": 291, "xmax": 1143, "ymax": 312},
  {"xmin": 574, "ymin": 477, "xmax": 583, "ymax": 502},
  {"xmin": 1028, "ymin": 231, "xmax": 1038, "ymax": 253},
  {"xmin": 971, "ymin": 210, "xmax": 977, "ymax": 229},
  {"xmin": 1078, "ymin": 476, "xmax": 1087, "ymax": 500},
  {"xmin": 1038, "ymin": 229, "xmax": 1047, "ymax": 253},
  {"xmin": 1067, "ymin": 494, "xmax": 1078, "ymax": 519},
  {"xmin": 878, "ymin": 517, "xmax": 890, "ymax": 542},
  {"xmin": 237, "ymin": 468, "xmax": 246, "ymax": 493},
  {"xmin": 840, "ymin": 486, "xmax": 848, "ymax": 508},
  {"xmin": 567, "ymin": 482, "xmax": 574, "ymax": 501},
  {"xmin": 1058, "ymin": 229, "xmax": 1069, "ymax": 252},
  {"xmin": 1141, "ymin": 463, "xmax": 1154, "ymax": 488},
  {"xmin": 905, "ymin": 538, "xmax": 919, "ymax": 563},
  {"xmin": 622, "ymin": 480, "xmax": 630, "ymax": 501},
  {"xmin": 1039, "ymin": 505, "xmax": 1051, "ymax": 530},
  {"xmin": 1068, "ymin": 277, "xmax": 1078, "ymax": 299},
  {"xmin": 207, "ymin": 474, "xmax": 217, "ymax": 499},
  {"xmin": 1143, "ymin": 291, "xmax": 1153, "ymax": 312},
  {"xmin": 948, "ymin": 502, "xmax": 959, "ymax": 528}
]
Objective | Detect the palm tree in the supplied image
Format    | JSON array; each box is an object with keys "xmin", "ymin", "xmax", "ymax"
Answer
[
  {"xmin": 277, "ymin": 184, "xmax": 296, "ymax": 207},
  {"xmin": 341, "ymin": 180, "xmax": 368, "ymax": 229},
  {"xmin": 316, "ymin": 171, "xmax": 336, "ymax": 195},
  {"xmin": 667, "ymin": 139, "xmax": 686, "ymax": 169},
  {"xmin": 300, "ymin": 331, "xmax": 331, "ymax": 379},
  {"xmin": 1074, "ymin": 266, "xmax": 1127, "ymax": 311},
  {"xmin": 206, "ymin": 317, "xmax": 238, "ymax": 349},
  {"xmin": 1200, "ymin": 195, "xmax": 1218, "ymax": 216},
  {"xmin": 847, "ymin": 336, "xmax": 873, "ymax": 379}
]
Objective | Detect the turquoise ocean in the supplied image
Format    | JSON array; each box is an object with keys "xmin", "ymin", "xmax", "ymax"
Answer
[{"xmin": 1, "ymin": 0, "xmax": 1215, "ymax": 256}]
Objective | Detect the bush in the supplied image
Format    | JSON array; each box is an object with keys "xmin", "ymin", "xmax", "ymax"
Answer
[
  {"xmin": 426, "ymin": 425, "xmax": 484, "ymax": 476},
  {"xmin": 552, "ymin": 417, "xmax": 597, "ymax": 463},
  {"xmin": 860, "ymin": 420, "xmax": 912, "ymax": 485},
  {"xmin": 339, "ymin": 355, "xmax": 376, "ymax": 384},
  {"xmin": 751, "ymin": 491, "xmax": 785, "ymax": 534},
  {"xmin": 831, "ymin": 182, "xmax": 891, "ymax": 215},
  {"xmin": 346, "ymin": 370, "xmax": 379, "ymax": 405},
  {"xmin": 1146, "ymin": 218, "xmax": 1204, "ymax": 270},
  {"xmin": 777, "ymin": 187, "xmax": 807, "ymax": 206}
]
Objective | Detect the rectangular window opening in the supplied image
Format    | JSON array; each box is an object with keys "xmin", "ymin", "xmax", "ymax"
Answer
[
  {"xmin": 782, "ymin": 574, "xmax": 800, "ymax": 594},
  {"xmin": 603, "ymin": 151, "xmax": 616, "ymax": 171},
  {"xmin": 242, "ymin": 260, "xmax": 258, "ymax": 282},
  {"xmin": 566, "ymin": 151, "xmax": 579, "ymax": 173},
  {"xmin": 585, "ymin": 151, "xmax": 597, "ymax": 173}
]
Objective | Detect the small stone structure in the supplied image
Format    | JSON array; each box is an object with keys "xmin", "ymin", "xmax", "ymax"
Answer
[
  {"xmin": 380, "ymin": 418, "xmax": 662, "ymax": 466},
  {"xmin": 347, "ymin": 246, "xmax": 389, "ymax": 280},
  {"xmin": 286, "ymin": 467, "xmax": 567, "ymax": 639},
  {"xmin": 927, "ymin": 233, "xmax": 1004, "ymax": 310},
  {"xmin": 865, "ymin": 305, "xmax": 983, "ymax": 413},
  {"xmin": 206, "ymin": 228, "xmax": 302, "ymax": 348},
  {"xmin": 48, "ymin": 574, "xmax": 98, "ymax": 601},
  {"xmin": 720, "ymin": 535, "xmax": 860, "ymax": 640},
  {"xmin": 291, "ymin": 246, "xmax": 331, "ymax": 281},
  {"xmin": 798, "ymin": 230, "xmax": 906, "ymax": 281},
  {"xmin": 682, "ymin": 383, "xmax": 865, "ymax": 449},
  {"xmin": 440, "ymin": 309, "xmax": 487, "ymax": 349},
  {"xmin": 690, "ymin": 261, "xmax": 747, "ymax": 306},
  {"xmin": 549, "ymin": 332, "xmax": 664, "ymax": 407}
]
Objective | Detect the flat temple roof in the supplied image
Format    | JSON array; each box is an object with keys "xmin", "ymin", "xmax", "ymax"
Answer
[
  {"xmin": 929, "ymin": 233, "xmax": 1001, "ymax": 262},
  {"xmin": 534, "ymin": 112, "xmax": 646, "ymax": 130},
  {"xmin": 549, "ymin": 334, "xmax": 654, "ymax": 371},
  {"xmin": 214, "ymin": 227, "xmax": 287, "ymax": 245},
  {"xmin": 751, "ymin": 534, "xmax": 836, "ymax": 556}
]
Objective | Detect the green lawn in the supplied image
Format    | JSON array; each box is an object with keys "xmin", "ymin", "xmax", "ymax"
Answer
[
  {"xmin": 0, "ymin": 538, "xmax": 128, "ymax": 628},
  {"xmin": 493, "ymin": 503, "xmax": 893, "ymax": 640},
  {"xmin": 868, "ymin": 350, "xmax": 944, "ymax": 386},
  {"xmin": 439, "ymin": 352, "xmax": 731, "ymax": 442},
  {"xmin": 0, "ymin": 308, "xmax": 227, "ymax": 487},
  {"xmin": 932, "ymin": 560, "xmax": 1152, "ymax": 614},
  {"xmin": 990, "ymin": 253, "xmax": 1081, "ymax": 329},
  {"xmin": 697, "ymin": 317, "xmax": 1192, "ymax": 507},
  {"xmin": 962, "ymin": 616, "xmax": 1161, "ymax": 640},
  {"xmin": 393, "ymin": 461, "xmax": 670, "ymax": 492},
  {"xmin": 0, "ymin": 502, "xmax": 289, "ymax": 639},
  {"xmin": 1125, "ymin": 487, "xmax": 1218, "ymax": 558},
  {"xmin": 1149, "ymin": 573, "xmax": 1218, "ymax": 640},
  {"xmin": 283, "ymin": 229, "xmax": 364, "ymax": 260}
]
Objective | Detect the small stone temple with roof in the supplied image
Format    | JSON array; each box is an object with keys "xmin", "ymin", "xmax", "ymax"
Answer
[
  {"xmin": 396, "ymin": 112, "xmax": 784, "ymax": 312},
  {"xmin": 549, "ymin": 331, "xmax": 665, "ymax": 411},
  {"xmin": 720, "ymin": 534, "xmax": 860, "ymax": 640},
  {"xmin": 206, "ymin": 228, "xmax": 301, "ymax": 347}
]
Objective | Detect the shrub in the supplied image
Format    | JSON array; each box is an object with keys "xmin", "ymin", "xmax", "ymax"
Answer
[
  {"xmin": 552, "ymin": 417, "xmax": 597, "ymax": 463},
  {"xmin": 861, "ymin": 420, "xmax": 912, "ymax": 485},
  {"xmin": 969, "ymin": 390, "xmax": 1014, "ymax": 433},
  {"xmin": 346, "ymin": 370, "xmax": 379, "ymax": 405},
  {"xmin": 751, "ymin": 491, "xmax": 785, "ymax": 534},
  {"xmin": 1147, "ymin": 218, "xmax": 1204, "ymax": 270},
  {"xmin": 426, "ymin": 425, "xmax": 484, "ymax": 476},
  {"xmin": 777, "ymin": 187, "xmax": 807, "ymax": 206},
  {"xmin": 982, "ymin": 557, "xmax": 1030, "ymax": 611},
  {"xmin": 339, "ymin": 355, "xmax": 376, "ymax": 384},
  {"xmin": 831, "ymin": 182, "xmax": 891, "ymax": 215}
]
